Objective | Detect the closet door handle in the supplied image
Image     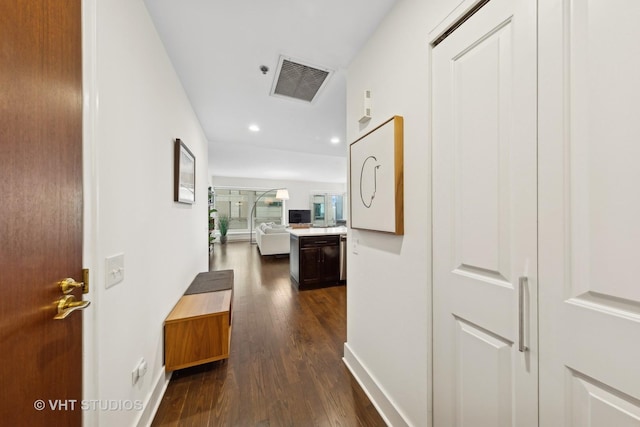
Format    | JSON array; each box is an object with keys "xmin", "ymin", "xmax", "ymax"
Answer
[{"xmin": 518, "ymin": 276, "xmax": 528, "ymax": 353}]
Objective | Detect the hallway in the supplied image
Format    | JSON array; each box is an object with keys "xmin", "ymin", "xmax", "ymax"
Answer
[{"xmin": 152, "ymin": 242, "xmax": 385, "ymax": 426}]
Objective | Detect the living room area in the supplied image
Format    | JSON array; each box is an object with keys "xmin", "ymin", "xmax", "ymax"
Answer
[{"xmin": 208, "ymin": 177, "xmax": 347, "ymax": 247}]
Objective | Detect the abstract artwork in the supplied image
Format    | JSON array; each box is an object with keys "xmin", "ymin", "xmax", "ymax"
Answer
[{"xmin": 349, "ymin": 116, "xmax": 404, "ymax": 234}]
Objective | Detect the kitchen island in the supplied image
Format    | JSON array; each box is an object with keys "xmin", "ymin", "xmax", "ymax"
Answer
[{"xmin": 289, "ymin": 227, "xmax": 347, "ymax": 289}]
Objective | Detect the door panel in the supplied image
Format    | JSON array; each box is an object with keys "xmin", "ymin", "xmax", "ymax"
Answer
[
  {"xmin": 432, "ymin": 0, "xmax": 537, "ymax": 425},
  {"xmin": 321, "ymin": 245, "xmax": 340, "ymax": 282},
  {"xmin": 539, "ymin": 0, "xmax": 640, "ymax": 424},
  {"xmin": 300, "ymin": 248, "xmax": 321, "ymax": 284},
  {"xmin": 569, "ymin": 371, "xmax": 640, "ymax": 427},
  {"xmin": 455, "ymin": 319, "xmax": 513, "ymax": 426},
  {"xmin": 0, "ymin": 0, "xmax": 83, "ymax": 425},
  {"xmin": 454, "ymin": 21, "xmax": 512, "ymax": 279}
]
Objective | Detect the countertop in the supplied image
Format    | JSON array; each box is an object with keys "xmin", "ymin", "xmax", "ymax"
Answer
[{"xmin": 287, "ymin": 226, "xmax": 348, "ymax": 237}]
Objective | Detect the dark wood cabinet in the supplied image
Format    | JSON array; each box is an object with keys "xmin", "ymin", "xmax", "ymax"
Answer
[{"xmin": 290, "ymin": 234, "xmax": 341, "ymax": 288}]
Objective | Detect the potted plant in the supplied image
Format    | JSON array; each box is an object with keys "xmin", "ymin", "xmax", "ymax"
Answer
[{"xmin": 218, "ymin": 214, "xmax": 229, "ymax": 244}]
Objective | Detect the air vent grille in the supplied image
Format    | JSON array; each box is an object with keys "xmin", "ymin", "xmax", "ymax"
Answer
[{"xmin": 272, "ymin": 58, "xmax": 331, "ymax": 103}]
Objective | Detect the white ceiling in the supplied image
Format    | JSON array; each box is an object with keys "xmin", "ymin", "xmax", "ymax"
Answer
[{"xmin": 144, "ymin": 0, "xmax": 397, "ymax": 183}]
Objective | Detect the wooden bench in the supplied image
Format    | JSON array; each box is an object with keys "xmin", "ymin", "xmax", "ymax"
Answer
[{"xmin": 164, "ymin": 270, "xmax": 233, "ymax": 372}]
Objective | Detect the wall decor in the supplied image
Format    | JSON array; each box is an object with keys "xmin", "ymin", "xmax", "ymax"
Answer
[
  {"xmin": 174, "ymin": 138, "xmax": 196, "ymax": 204},
  {"xmin": 349, "ymin": 115, "xmax": 404, "ymax": 234}
]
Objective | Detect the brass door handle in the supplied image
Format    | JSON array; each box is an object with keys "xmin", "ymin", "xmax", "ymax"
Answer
[
  {"xmin": 58, "ymin": 270, "xmax": 89, "ymax": 294},
  {"xmin": 54, "ymin": 295, "xmax": 90, "ymax": 320},
  {"xmin": 59, "ymin": 278, "xmax": 83, "ymax": 294}
]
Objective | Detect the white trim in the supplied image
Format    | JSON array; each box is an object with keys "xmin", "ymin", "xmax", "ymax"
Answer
[
  {"xmin": 428, "ymin": 0, "xmax": 486, "ymax": 44},
  {"xmin": 82, "ymin": 0, "xmax": 100, "ymax": 425},
  {"xmin": 135, "ymin": 369, "xmax": 172, "ymax": 427},
  {"xmin": 342, "ymin": 343, "xmax": 411, "ymax": 427}
]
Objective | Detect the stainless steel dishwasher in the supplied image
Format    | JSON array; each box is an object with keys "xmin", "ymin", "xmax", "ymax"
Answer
[{"xmin": 339, "ymin": 234, "xmax": 347, "ymax": 281}]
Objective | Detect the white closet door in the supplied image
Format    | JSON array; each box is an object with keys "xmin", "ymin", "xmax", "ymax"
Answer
[
  {"xmin": 431, "ymin": 0, "xmax": 537, "ymax": 425},
  {"xmin": 539, "ymin": 0, "xmax": 640, "ymax": 425}
]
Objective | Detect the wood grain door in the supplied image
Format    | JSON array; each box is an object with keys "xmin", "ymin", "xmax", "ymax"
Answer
[
  {"xmin": 539, "ymin": 0, "xmax": 640, "ymax": 424},
  {"xmin": 0, "ymin": 1, "xmax": 84, "ymax": 426},
  {"xmin": 431, "ymin": 0, "xmax": 537, "ymax": 424}
]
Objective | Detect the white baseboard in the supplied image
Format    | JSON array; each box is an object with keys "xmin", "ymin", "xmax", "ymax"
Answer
[
  {"xmin": 342, "ymin": 342, "xmax": 411, "ymax": 427},
  {"xmin": 136, "ymin": 368, "xmax": 171, "ymax": 427}
]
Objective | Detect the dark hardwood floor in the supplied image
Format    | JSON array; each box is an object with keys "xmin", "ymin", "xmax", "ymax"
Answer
[{"xmin": 151, "ymin": 242, "xmax": 386, "ymax": 427}]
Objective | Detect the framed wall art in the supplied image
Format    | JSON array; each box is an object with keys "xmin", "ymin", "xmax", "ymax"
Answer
[
  {"xmin": 174, "ymin": 138, "xmax": 196, "ymax": 204},
  {"xmin": 349, "ymin": 115, "xmax": 404, "ymax": 234}
]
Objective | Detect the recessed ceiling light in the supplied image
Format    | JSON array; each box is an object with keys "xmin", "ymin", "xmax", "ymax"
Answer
[
  {"xmin": 330, "ymin": 137, "xmax": 340, "ymax": 144},
  {"xmin": 249, "ymin": 124, "xmax": 260, "ymax": 132}
]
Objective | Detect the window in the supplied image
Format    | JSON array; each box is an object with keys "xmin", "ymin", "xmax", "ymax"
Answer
[
  {"xmin": 253, "ymin": 191, "xmax": 283, "ymax": 226},
  {"xmin": 213, "ymin": 188, "xmax": 284, "ymax": 231},
  {"xmin": 310, "ymin": 193, "xmax": 346, "ymax": 227}
]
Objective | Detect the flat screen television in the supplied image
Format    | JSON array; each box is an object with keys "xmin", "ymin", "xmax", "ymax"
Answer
[{"xmin": 288, "ymin": 209, "xmax": 311, "ymax": 224}]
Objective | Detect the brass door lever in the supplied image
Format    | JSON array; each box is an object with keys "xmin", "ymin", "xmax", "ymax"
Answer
[{"xmin": 54, "ymin": 295, "xmax": 90, "ymax": 320}]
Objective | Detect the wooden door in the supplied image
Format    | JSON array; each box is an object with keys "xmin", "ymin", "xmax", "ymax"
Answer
[
  {"xmin": 0, "ymin": 1, "xmax": 84, "ymax": 426},
  {"xmin": 431, "ymin": 0, "xmax": 537, "ymax": 424},
  {"xmin": 539, "ymin": 0, "xmax": 640, "ymax": 424}
]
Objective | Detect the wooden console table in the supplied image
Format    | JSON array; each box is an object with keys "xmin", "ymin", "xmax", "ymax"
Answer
[{"xmin": 164, "ymin": 270, "xmax": 233, "ymax": 372}]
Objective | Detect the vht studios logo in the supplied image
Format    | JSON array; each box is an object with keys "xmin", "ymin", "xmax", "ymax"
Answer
[{"xmin": 34, "ymin": 399, "xmax": 143, "ymax": 411}]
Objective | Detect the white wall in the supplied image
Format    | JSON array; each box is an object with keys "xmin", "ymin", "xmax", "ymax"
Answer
[
  {"xmin": 344, "ymin": 0, "xmax": 463, "ymax": 426},
  {"xmin": 211, "ymin": 175, "xmax": 346, "ymax": 240},
  {"xmin": 209, "ymin": 142, "xmax": 348, "ymax": 184},
  {"xmin": 83, "ymin": 0, "xmax": 208, "ymax": 425}
]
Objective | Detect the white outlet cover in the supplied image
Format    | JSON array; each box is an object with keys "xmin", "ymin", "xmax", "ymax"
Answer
[
  {"xmin": 137, "ymin": 359, "xmax": 148, "ymax": 378},
  {"xmin": 131, "ymin": 368, "xmax": 139, "ymax": 385},
  {"xmin": 105, "ymin": 253, "xmax": 125, "ymax": 289}
]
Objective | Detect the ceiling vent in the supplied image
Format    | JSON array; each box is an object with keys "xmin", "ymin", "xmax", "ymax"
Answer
[{"xmin": 270, "ymin": 56, "xmax": 332, "ymax": 103}]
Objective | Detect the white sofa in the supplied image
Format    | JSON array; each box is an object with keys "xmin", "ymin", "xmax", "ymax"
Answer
[{"xmin": 255, "ymin": 223, "xmax": 290, "ymax": 255}]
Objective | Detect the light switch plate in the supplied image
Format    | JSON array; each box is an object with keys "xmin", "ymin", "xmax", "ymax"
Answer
[{"xmin": 105, "ymin": 253, "xmax": 124, "ymax": 289}]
